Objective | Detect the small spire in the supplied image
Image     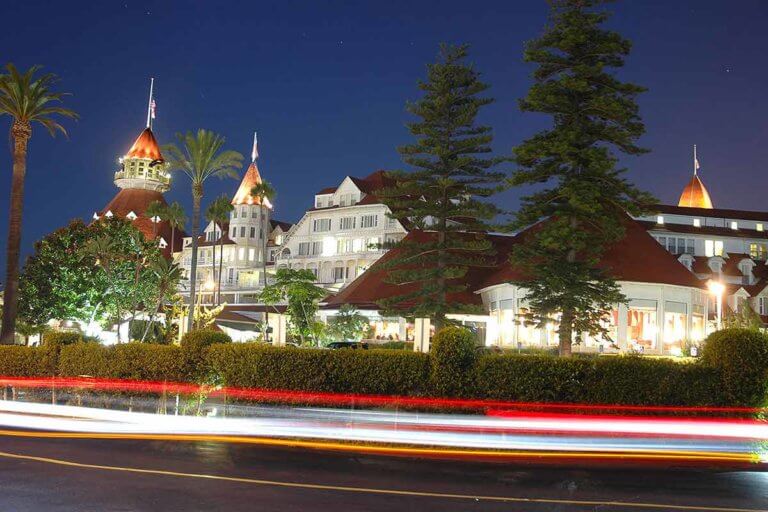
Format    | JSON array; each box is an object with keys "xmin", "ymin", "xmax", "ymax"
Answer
[
  {"xmin": 251, "ymin": 131, "xmax": 258, "ymax": 163},
  {"xmin": 146, "ymin": 77, "xmax": 155, "ymax": 129},
  {"xmin": 693, "ymin": 144, "xmax": 700, "ymax": 176}
]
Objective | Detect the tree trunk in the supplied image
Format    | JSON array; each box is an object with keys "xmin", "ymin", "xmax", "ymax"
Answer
[
  {"xmin": 262, "ymin": 205, "xmax": 269, "ymax": 341},
  {"xmin": 187, "ymin": 187, "xmax": 202, "ymax": 333},
  {"xmin": 211, "ymin": 232, "xmax": 216, "ymax": 306},
  {"xmin": 1, "ymin": 122, "xmax": 32, "ymax": 345},
  {"xmin": 433, "ymin": 191, "xmax": 448, "ymax": 333},
  {"xmin": 170, "ymin": 226, "xmax": 176, "ymax": 256},
  {"xmin": 217, "ymin": 228, "xmax": 224, "ymax": 305},
  {"xmin": 558, "ymin": 308, "xmax": 574, "ymax": 357}
]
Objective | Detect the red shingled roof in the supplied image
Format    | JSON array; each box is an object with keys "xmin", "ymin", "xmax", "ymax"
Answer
[
  {"xmin": 232, "ymin": 162, "xmax": 270, "ymax": 206},
  {"xmin": 326, "ymin": 217, "xmax": 705, "ymax": 311},
  {"xmin": 99, "ymin": 188, "xmax": 186, "ymax": 258},
  {"xmin": 125, "ymin": 128, "xmax": 164, "ymax": 161}
]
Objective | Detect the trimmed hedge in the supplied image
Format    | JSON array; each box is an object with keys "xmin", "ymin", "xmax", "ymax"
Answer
[
  {"xmin": 59, "ymin": 343, "xmax": 187, "ymax": 382},
  {"xmin": 0, "ymin": 346, "xmax": 57, "ymax": 376},
  {"xmin": 475, "ymin": 355, "xmax": 727, "ymax": 406},
  {"xmin": 208, "ymin": 343, "xmax": 430, "ymax": 395},
  {"xmin": 42, "ymin": 331, "xmax": 82, "ymax": 348},
  {"xmin": 0, "ymin": 327, "xmax": 765, "ymax": 408}
]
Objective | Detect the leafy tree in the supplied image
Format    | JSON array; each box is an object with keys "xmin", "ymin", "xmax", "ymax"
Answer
[
  {"xmin": 509, "ymin": 0, "xmax": 656, "ymax": 356},
  {"xmin": 723, "ymin": 303, "xmax": 764, "ymax": 331},
  {"xmin": 205, "ymin": 194, "xmax": 234, "ymax": 305},
  {"xmin": 327, "ymin": 304, "xmax": 371, "ymax": 342},
  {"xmin": 18, "ymin": 218, "xmax": 161, "ymax": 341},
  {"xmin": 376, "ymin": 44, "xmax": 506, "ymax": 330},
  {"xmin": 164, "ymin": 201, "xmax": 187, "ymax": 255},
  {"xmin": 164, "ymin": 129, "xmax": 243, "ymax": 332},
  {"xmin": 0, "ymin": 63, "xmax": 78, "ymax": 344},
  {"xmin": 261, "ymin": 268, "xmax": 325, "ymax": 345}
]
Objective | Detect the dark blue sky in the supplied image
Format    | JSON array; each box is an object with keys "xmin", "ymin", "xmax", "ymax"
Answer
[{"xmin": 1, "ymin": 0, "xmax": 767, "ymax": 270}]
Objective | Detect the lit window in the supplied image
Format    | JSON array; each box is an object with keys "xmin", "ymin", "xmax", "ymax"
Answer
[
  {"xmin": 693, "ymin": 218, "xmax": 701, "ymax": 228},
  {"xmin": 238, "ymin": 248, "xmax": 245, "ymax": 260},
  {"xmin": 731, "ymin": 221, "xmax": 738, "ymax": 230},
  {"xmin": 248, "ymin": 248, "xmax": 255, "ymax": 261},
  {"xmin": 656, "ymin": 215, "xmax": 664, "ymax": 225},
  {"xmin": 757, "ymin": 223, "xmax": 764, "ymax": 232},
  {"xmin": 705, "ymin": 240, "xmax": 723, "ymax": 257}
]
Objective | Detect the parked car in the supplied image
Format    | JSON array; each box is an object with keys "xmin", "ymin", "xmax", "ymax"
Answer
[{"xmin": 326, "ymin": 341, "xmax": 369, "ymax": 350}]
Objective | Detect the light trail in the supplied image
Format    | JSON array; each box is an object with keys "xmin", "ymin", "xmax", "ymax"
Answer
[{"xmin": 0, "ymin": 376, "xmax": 765, "ymax": 466}]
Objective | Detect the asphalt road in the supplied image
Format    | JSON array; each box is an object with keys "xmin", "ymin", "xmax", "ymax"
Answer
[{"xmin": 0, "ymin": 432, "xmax": 765, "ymax": 512}]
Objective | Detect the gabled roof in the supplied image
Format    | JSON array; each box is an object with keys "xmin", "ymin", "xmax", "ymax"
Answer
[
  {"xmin": 125, "ymin": 128, "xmax": 164, "ymax": 161},
  {"xmin": 232, "ymin": 161, "xmax": 271, "ymax": 206},
  {"xmin": 270, "ymin": 219, "xmax": 293, "ymax": 232},
  {"xmin": 315, "ymin": 170, "xmax": 395, "ymax": 198}
]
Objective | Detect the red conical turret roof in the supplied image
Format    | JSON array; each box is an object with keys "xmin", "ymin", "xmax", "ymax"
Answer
[
  {"xmin": 232, "ymin": 161, "xmax": 269, "ymax": 206},
  {"xmin": 126, "ymin": 128, "xmax": 164, "ymax": 161},
  {"xmin": 678, "ymin": 174, "xmax": 713, "ymax": 209}
]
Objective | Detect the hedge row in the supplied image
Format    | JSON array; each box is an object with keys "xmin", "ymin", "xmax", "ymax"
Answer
[{"xmin": 0, "ymin": 328, "xmax": 765, "ymax": 408}]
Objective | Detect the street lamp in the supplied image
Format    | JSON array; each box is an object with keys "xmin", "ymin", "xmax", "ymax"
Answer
[{"xmin": 707, "ymin": 280, "xmax": 725, "ymax": 331}]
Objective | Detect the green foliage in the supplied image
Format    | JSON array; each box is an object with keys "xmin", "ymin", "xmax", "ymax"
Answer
[
  {"xmin": 261, "ymin": 268, "xmax": 326, "ymax": 345},
  {"xmin": 429, "ymin": 327, "xmax": 477, "ymax": 396},
  {"xmin": 327, "ymin": 305, "xmax": 371, "ymax": 341},
  {"xmin": 208, "ymin": 344, "xmax": 430, "ymax": 396},
  {"xmin": 376, "ymin": 44, "xmax": 506, "ymax": 329},
  {"xmin": 42, "ymin": 330, "xmax": 82, "ymax": 348},
  {"xmin": 509, "ymin": 0, "xmax": 656, "ymax": 355},
  {"xmin": 181, "ymin": 329, "xmax": 232, "ymax": 383},
  {"xmin": 379, "ymin": 341, "xmax": 414, "ymax": 351},
  {"xmin": 475, "ymin": 355, "xmax": 727, "ymax": 406},
  {"xmin": 723, "ymin": 304, "xmax": 764, "ymax": 330},
  {"xmin": 701, "ymin": 328, "xmax": 768, "ymax": 406},
  {"xmin": 181, "ymin": 329, "xmax": 232, "ymax": 349},
  {"xmin": 129, "ymin": 320, "xmax": 165, "ymax": 343},
  {"xmin": 0, "ymin": 346, "xmax": 57, "ymax": 376},
  {"xmin": 59, "ymin": 343, "xmax": 186, "ymax": 382},
  {"xmin": 18, "ymin": 218, "xmax": 162, "ymax": 334}
]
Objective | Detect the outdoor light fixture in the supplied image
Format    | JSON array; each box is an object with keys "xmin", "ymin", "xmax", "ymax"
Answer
[{"xmin": 707, "ymin": 280, "xmax": 725, "ymax": 330}]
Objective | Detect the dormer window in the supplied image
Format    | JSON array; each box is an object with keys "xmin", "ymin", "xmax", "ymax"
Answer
[
  {"xmin": 105, "ymin": 210, "xmax": 114, "ymax": 218},
  {"xmin": 693, "ymin": 218, "xmax": 701, "ymax": 228},
  {"xmin": 656, "ymin": 215, "xmax": 664, "ymax": 225},
  {"xmin": 708, "ymin": 258, "xmax": 723, "ymax": 274},
  {"xmin": 126, "ymin": 211, "xmax": 137, "ymax": 221},
  {"xmin": 678, "ymin": 253, "xmax": 694, "ymax": 271},
  {"xmin": 730, "ymin": 221, "xmax": 738, "ymax": 230},
  {"xmin": 92, "ymin": 212, "xmax": 100, "ymax": 220},
  {"xmin": 158, "ymin": 238, "xmax": 168, "ymax": 249}
]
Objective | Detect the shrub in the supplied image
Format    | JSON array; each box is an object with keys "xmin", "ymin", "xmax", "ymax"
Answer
[
  {"xmin": 42, "ymin": 331, "xmax": 82, "ymax": 348},
  {"xmin": 378, "ymin": 341, "xmax": 414, "ymax": 351},
  {"xmin": 0, "ymin": 346, "xmax": 57, "ymax": 376},
  {"xmin": 181, "ymin": 330, "xmax": 232, "ymax": 383},
  {"xmin": 429, "ymin": 327, "xmax": 477, "ymax": 397},
  {"xmin": 701, "ymin": 328, "xmax": 768, "ymax": 406},
  {"xmin": 59, "ymin": 343, "xmax": 187, "ymax": 382},
  {"xmin": 475, "ymin": 354, "xmax": 728, "ymax": 406},
  {"xmin": 208, "ymin": 344, "xmax": 430, "ymax": 396}
]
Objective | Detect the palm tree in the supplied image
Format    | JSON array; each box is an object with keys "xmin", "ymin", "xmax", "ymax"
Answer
[
  {"xmin": 250, "ymin": 180, "xmax": 276, "ymax": 340},
  {"xmin": 145, "ymin": 200, "xmax": 166, "ymax": 238},
  {"xmin": 141, "ymin": 258, "xmax": 183, "ymax": 343},
  {"xmin": 0, "ymin": 64, "xmax": 78, "ymax": 344},
  {"xmin": 164, "ymin": 202, "xmax": 187, "ymax": 256},
  {"xmin": 206, "ymin": 194, "xmax": 233, "ymax": 305},
  {"xmin": 163, "ymin": 130, "xmax": 243, "ymax": 332}
]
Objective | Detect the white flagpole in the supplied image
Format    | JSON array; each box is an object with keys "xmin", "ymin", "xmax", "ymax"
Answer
[
  {"xmin": 146, "ymin": 77, "xmax": 155, "ymax": 129},
  {"xmin": 693, "ymin": 144, "xmax": 698, "ymax": 176},
  {"xmin": 252, "ymin": 131, "xmax": 258, "ymax": 163}
]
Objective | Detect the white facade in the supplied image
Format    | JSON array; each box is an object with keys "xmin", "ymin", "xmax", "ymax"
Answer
[{"xmin": 276, "ymin": 175, "xmax": 407, "ymax": 291}]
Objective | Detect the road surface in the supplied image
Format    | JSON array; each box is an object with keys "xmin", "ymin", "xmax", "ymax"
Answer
[{"xmin": 0, "ymin": 430, "xmax": 765, "ymax": 511}]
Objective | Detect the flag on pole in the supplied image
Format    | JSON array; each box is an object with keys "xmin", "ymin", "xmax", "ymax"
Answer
[
  {"xmin": 251, "ymin": 131, "xmax": 258, "ymax": 162},
  {"xmin": 693, "ymin": 144, "xmax": 700, "ymax": 175},
  {"xmin": 150, "ymin": 99, "xmax": 156, "ymax": 120}
]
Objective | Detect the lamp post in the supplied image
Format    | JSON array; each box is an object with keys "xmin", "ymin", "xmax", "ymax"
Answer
[{"xmin": 707, "ymin": 280, "xmax": 725, "ymax": 331}]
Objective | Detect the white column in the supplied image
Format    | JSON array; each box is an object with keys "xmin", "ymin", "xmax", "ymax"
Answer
[
  {"xmin": 617, "ymin": 303, "xmax": 628, "ymax": 352},
  {"xmin": 272, "ymin": 313, "xmax": 288, "ymax": 346},
  {"xmin": 413, "ymin": 318, "xmax": 431, "ymax": 352}
]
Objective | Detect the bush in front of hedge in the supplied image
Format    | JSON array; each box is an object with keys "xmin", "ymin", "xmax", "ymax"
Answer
[
  {"xmin": 701, "ymin": 328, "xmax": 768, "ymax": 406},
  {"xmin": 429, "ymin": 327, "xmax": 477, "ymax": 397},
  {"xmin": 208, "ymin": 343, "xmax": 430, "ymax": 396}
]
